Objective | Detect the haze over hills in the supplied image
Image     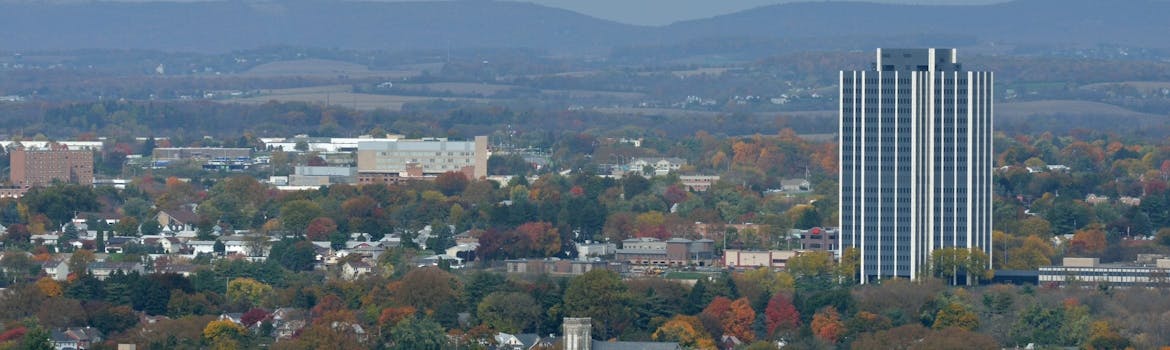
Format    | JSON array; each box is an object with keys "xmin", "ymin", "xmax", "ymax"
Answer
[{"xmin": 0, "ymin": 0, "xmax": 1168, "ymax": 53}]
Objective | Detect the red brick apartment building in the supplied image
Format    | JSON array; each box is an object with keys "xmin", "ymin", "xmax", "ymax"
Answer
[{"xmin": 9, "ymin": 145, "xmax": 94, "ymax": 187}]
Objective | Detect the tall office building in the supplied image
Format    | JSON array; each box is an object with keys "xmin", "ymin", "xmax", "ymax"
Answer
[{"xmin": 838, "ymin": 48, "xmax": 993, "ymax": 283}]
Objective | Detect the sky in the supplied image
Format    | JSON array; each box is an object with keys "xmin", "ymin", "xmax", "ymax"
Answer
[
  {"xmin": 522, "ymin": 0, "xmax": 1009, "ymax": 26},
  {"xmin": 19, "ymin": 0, "xmax": 1009, "ymax": 26}
]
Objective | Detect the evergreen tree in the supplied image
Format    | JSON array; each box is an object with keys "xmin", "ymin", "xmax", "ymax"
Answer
[{"xmin": 96, "ymin": 228, "xmax": 105, "ymax": 253}]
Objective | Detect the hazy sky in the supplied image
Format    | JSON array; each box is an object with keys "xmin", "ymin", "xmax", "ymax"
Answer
[
  {"xmin": 53, "ymin": 0, "xmax": 1009, "ymax": 26},
  {"xmin": 524, "ymin": 0, "xmax": 1009, "ymax": 26}
]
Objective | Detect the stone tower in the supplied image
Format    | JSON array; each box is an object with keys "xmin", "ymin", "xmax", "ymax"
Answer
[{"xmin": 563, "ymin": 317, "xmax": 591, "ymax": 350}]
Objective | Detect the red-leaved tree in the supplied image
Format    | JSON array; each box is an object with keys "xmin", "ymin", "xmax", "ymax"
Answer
[{"xmin": 764, "ymin": 293, "xmax": 801, "ymax": 338}]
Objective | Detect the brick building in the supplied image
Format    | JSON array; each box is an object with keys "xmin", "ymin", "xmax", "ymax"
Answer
[{"xmin": 9, "ymin": 144, "xmax": 94, "ymax": 187}]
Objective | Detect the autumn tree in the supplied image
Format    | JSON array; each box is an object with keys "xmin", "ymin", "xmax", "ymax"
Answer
[
  {"xmin": 226, "ymin": 278, "xmax": 273, "ymax": 308},
  {"xmin": 810, "ymin": 307, "xmax": 844, "ymax": 344},
  {"xmin": 435, "ymin": 171, "xmax": 470, "ymax": 196},
  {"xmin": 931, "ymin": 248, "xmax": 992, "ymax": 285},
  {"xmin": 203, "ymin": 319, "xmax": 249, "ymax": 349},
  {"xmin": 393, "ymin": 267, "xmax": 460, "ymax": 314},
  {"xmin": 652, "ymin": 315, "xmax": 716, "ymax": 349},
  {"xmin": 379, "ymin": 306, "xmax": 418, "ymax": 331},
  {"xmin": 1087, "ymin": 320, "xmax": 1131, "ymax": 350},
  {"xmin": 932, "ymin": 302, "xmax": 980, "ymax": 331},
  {"xmin": 723, "ymin": 298, "xmax": 757, "ymax": 342},
  {"xmin": 389, "ymin": 316, "xmax": 446, "ymax": 350},
  {"xmin": 34, "ymin": 277, "xmax": 62, "ymax": 298},
  {"xmin": 279, "ymin": 199, "xmax": 324, "ymax": 235},
  {"xmin": 562, "ymin": 269, "xmax": 634, "ymax": 340},
  {"xmin": 514, "ymin": 221, "xmax": 561, "ymax": 257},
  {"xmin": 764, "ymin": 293, "xmax": 800, "ymax": 338},
  {"xmin": 1069, "ymin": 224, "xmax": 1108, "ymax": 256},
  {"xmin": 305, "ymin": 217, "xmax": 339, "ymax": 241},
  {"xmin": 477, "ymin": 292, "xmax": 540, "ymax": 333}
]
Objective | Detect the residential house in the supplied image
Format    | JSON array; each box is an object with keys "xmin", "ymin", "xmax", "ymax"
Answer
[
  {"xmin": 271, "ymin": 308, "xmax": 308, "ymax": 340},
  {"xmin": 155, "ymin": 207, "xmax": 200, "ymax": 235},
  {"xmin": 627, "ymin": 157, "xmax": 686, "ymax": 176},
  {"xmin": 1086, "ymin": 194, "xmax": 1110, "ymax": 205},
  {"xmin": 779, "ymin": 178, "xmax": 811, "ymax": 193},
  {"xmin": 142, "ymin": 236, "xmax": 182, "ymax": 254},
  {"xmin": 88, "ymin": 262, "xmax": 144, "ymax": 280},
  {"xmin": 679, "ymin": 175, "xmax": 719, "ymax": 192},
  {"xmin": 1120, "ymin": 196, "xmax": 1142, "ymax": 206},
  {"xmin": 219, "ymin": 313, "xmax": 244, "ymax": 326},
  {"xmin": 187, "ymin": 240, "xmax": 216, "ymax": 255},
  {"xmin": 42, "ymin": 255, "xmax": 70, "ymax": 281},
  {"xmin": 30, "ymin": 233, "xmax": 60, "ymax": 246},
  {"xmin": 341, "ymin": 260, "xmax": 374, "ymax": 280},
  {"xmin": 50, "ymin": 327, "xmax": 102, "ymax": 350}
]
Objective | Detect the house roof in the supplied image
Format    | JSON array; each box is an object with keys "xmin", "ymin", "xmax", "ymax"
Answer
[{"xmin": 159, "ymin": 208, "xmax": 200, "ymax": 225}]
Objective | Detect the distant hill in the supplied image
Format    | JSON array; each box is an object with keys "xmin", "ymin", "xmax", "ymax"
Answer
[
  {"xmin": 0, "ymin": 0, "xmax": 649, "ymax": 52},
  {"xmin": 663, "ymin": 0, "xmax": 1170, "ymax": 49},
  {"xmin": 1, "ymin": 0, "xmax": 1169, "ymax": 53}
]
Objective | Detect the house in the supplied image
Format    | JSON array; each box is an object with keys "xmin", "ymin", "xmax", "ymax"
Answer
[
  {"xmin": 219, "ymin": 313, "xmax": 245, "ymax": 325},
  {"xmin": 103, "ymin": 236, "xmax": 138, "ymax": 254},
  {"xmin": 154, "ymin": 263, "xmax": 199, "ymax": 277},
  {"xmin": 341, "ymin": 260, "xmax": 374, "ymax": 280},
  {"xmin": 679, "ymin": 175, "xmax": 719, "ymax": 192},
  {"xmin": 88, "ymin": 262, "xmax": 144, "ymax": 280},
  {"xmin": 1086, "ymin": 194, "xmax": 1110, "ymax": 205},
  {"xmin": 271, "ymin": 308, "xmax": 308, "ymax": 340},
  {"xmin": 496, "ymin": 332, "xmax": 548, "ymax": 350},
  {"xmin": 779, "ymin": 178, "xmax": 811, "ymax": 192},
  {"xmin": 155, "ymin": 207, "xmax": 200, "ymax": 234},
  {"xmin": 349, "ymin": 244, "xmax": 387, "ymax": 261},
  {"xmin": 30, "ymin": 233, "xmax": 60, "ymax": 246},
  {"xmin": 330, "ymin": 321, "xmax": 368, "ymax": 343},
  {"xmin": 187, "ymin": 240, "xmax": 216, "ymax": 255},
  {"xmin": 142, "ymin": 236, "xmax": 182, "ymax": 254},
  {"xmin": 446, "ymin": 242, "xmax": 479, "ymax": 262},
  {"xmin": 219, "ymin": 235, "xmax": 275, "ymax": 257},
  {"xmin": 42, "ymin": 256, "xmax": 70, "ymax": 281},
  {"xmin": 72, "ymin": 212, "xmax": 121, "ymax": 229},
  {"xmin": 627, "ymin": 157, "xmax": 686, "ymax": 176},
  {"xmin": 718, "ymin": 335, "xmax": 744, "ymax": 350},
  {"xmin": 50, "ymin": 327, "xmax": 102, "ymax": 350},
  {"xmin": 419, "ymin": 255, "xmax": 463, "ymax": 268}
]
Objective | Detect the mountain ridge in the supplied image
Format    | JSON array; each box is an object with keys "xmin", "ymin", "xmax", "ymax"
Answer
[{"xmin": 1, "ymin": 0, "xmax": 1167, "ymax": 53}]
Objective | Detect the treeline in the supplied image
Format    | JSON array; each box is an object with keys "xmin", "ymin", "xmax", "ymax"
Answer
[
  {"xmin": 0, "ymin": 249, "xmax": 1161, "ymax": 348},
  {"xmin": 993, "ymin": 130, "xmax": 1170, "ymax": 268}
]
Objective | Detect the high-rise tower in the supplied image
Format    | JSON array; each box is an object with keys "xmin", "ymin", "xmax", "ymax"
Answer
[{"xmin": 838, "ymin": 48, "xmax": 993, "ymax": 284}]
